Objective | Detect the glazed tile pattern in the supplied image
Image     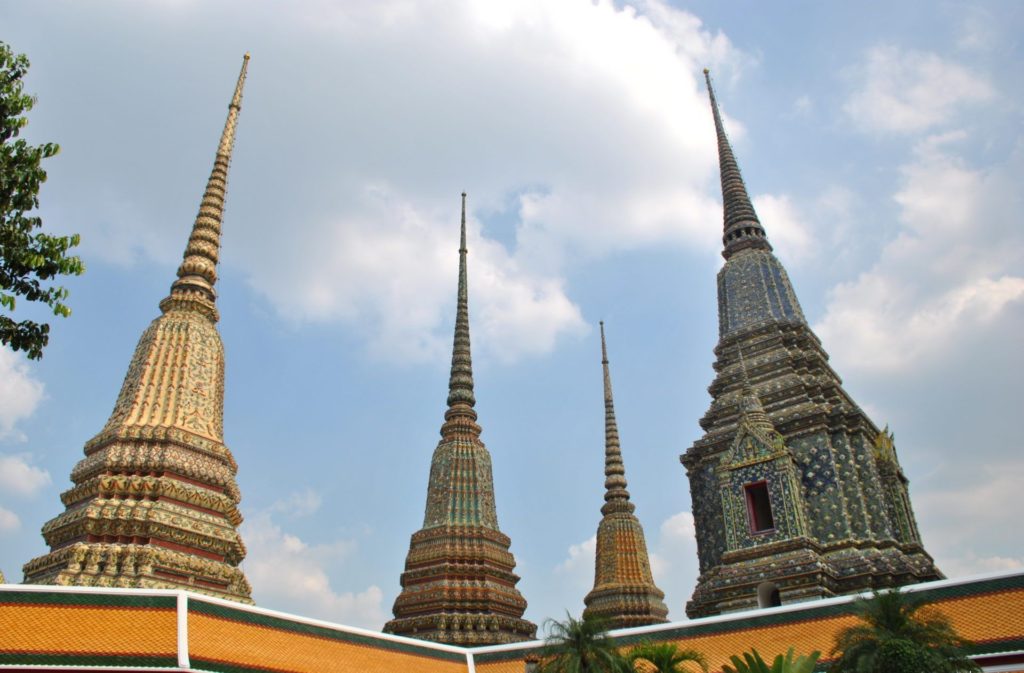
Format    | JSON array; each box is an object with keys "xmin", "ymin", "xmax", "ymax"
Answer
[
  {"xmin": 385, "ymin": 195, "xmax": 536, "ymax": 645},
  {"xmin": 1, "ymin": 573, "xmax": 1022, "ymax": 672},
  {"xmin": 473, "ymin": 573, "xmax": 1024, "ymax": 673},
  {"xmin": 582, "ymin": 323, "xmax": 668, "ymax": 629},
  {"xmin": 21, "ymin": 56, "xmax": 253, "ymax": 603},
  {"xmin": 0, "ymin": 591, "xmax": 178, "ymax": 668},
  {"xmin": 680, "ymin": 72, "xmax": 940, "ymax": 618}
]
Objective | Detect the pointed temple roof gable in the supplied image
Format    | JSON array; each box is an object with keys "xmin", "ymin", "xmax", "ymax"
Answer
[
  {"xmin": 386, "ymin": 194, "xmax": 536, "ymax": 645},
  {"xmin": 583, "ymin": 322, "xmax": 668, "ymax": 630},
  {"xmin": 23, "ymin": 54, "xmax": 254, "ymax": 603},
  {"xmin": 703, "ymin": 68, "xmax": 772, "ymax": 261}
]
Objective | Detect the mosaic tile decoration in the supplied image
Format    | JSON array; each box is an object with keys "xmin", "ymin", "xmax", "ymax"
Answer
[
  {"xmin": 583, "ymin": 323, "xmax": 668, "ymax": 629},
  {"xmin": 681, "ymin": 71, "xmax": 941, "ymax": 618},
  {"xmin": 385, "ymin": 195, "xmax": 536, "ymax": 646},
  {"xmin": 22, "ymin": 55, "xmax": 254, "ymax": 604}
]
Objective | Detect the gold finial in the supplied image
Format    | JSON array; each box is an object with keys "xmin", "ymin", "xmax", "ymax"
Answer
[{"xmin": 703, "ymin": 67, "xmax": 710, "ymax": 75}]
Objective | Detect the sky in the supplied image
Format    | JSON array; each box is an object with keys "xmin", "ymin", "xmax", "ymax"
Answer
[{"xmin": 1, "ymin": 0, "xmax": 1022, "ymax": 632}]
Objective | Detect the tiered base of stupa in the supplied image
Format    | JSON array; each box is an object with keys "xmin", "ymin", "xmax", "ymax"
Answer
[
  {"xmin": 686, "ymin": 537, "xmax": 942, "ymax": 617},
  {"xmin": 583, "ymin": 510, "xmax": 668, "ymax": 629},
  {"xmin": 385, "ymin": 526, "xmax": 536, "ymax": 645},
  {"xmin": 23, "ymin": 428, "xmax": 252, "ymax": 604}
]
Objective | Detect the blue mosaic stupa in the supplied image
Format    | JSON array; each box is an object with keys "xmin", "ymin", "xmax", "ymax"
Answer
[{"xmin": 680, "ymin": 70, "xmax": 942, "ymax": 617}]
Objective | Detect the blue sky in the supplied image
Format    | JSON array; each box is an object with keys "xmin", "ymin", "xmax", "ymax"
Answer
[{"xmin": 1, "ymin": 0, "xmax": 1022, "ymax": 630}]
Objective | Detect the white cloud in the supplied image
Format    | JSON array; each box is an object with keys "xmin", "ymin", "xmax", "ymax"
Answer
[
  {"xmin": 553, "ymin": 512, "xmax": 700, "ymax": 619},
  {"xmin": 844, "ymin": 45, "xmax": 993, "ymax": 133},
  {"xmin": 270, "ymin": 488, "xmax": 323, "ymax": 518},
  {"xmin": 816, "ymin": 134, "xmax": 1024, "ymax": 374},
  {"xmin": 555, "ymin": 534, "xmax": 596, "ymax": 588},
  {"xmin": 0, "ymin": 506, "xmax": 19, "ymax": 533},
  {"xmin": 940, "ymin": 554, "xmax": 1024, "ymax": 579},
  {"xmin": 48, "ymin": 0, "xmax": 746, "ymax": 364},
  {"xmin": 0, "ymin": 349, "xmax": 45, "ymax": 440},
  {"xmin": 251, "ymin": 187, "xmax": 588, "ymax": 363},
  {"xmin": 916, "ymin": 461, "xmax": 1024, "ymax": 580},
  {"xmin": 954, "ymin": 5, "xmax": 997, "ymax": 52},
  {"xmin": 241, "ymin": 512, "xmax": 386, "ymax": 629},
  {"xmin": 649, "ymin": 511, "xmax": 699, "ymax": 617},
  {"xmin": 752, "ymin": 193, "xmax": 813, "ymax": 264},
  {"xmin": 0, "ymin": 455, "xmax": 52, "ymax": 498},
  {"xmin": 792, "ymin": 94, "xmax": 813, "ymax": 116}
]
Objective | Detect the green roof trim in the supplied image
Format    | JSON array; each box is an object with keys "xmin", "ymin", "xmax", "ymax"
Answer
[
  {"xmin": 473, "ymin": 575, "xmax": 1024, "ymax": 663},
  {"xmin": 189, "ymin": 599, "xmax": 466, "ymax": 663},
  {"xmin": 189, "ymin": 657, "xmax": 276, "ymax": 673},
  {"xmin": 0, "ymin": 590, "xmax": 175, "ymax": 609},
  {"xmin": 0, "ymin": 652, "xmax": 177, "ymax": 668}
]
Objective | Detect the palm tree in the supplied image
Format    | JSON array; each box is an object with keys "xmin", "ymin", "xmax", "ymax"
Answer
[
  {"xmin": 538, "ymin": 613, "xmax": 627, "ymax": 673},
  {"xmin": 626, "ymin": 641, "xmax": 708, "ymax": 673},
  {"xmin": 722, "ymin": 648, "xmax": 820, "ymax": 673},
  {"xmin": 829, "ymin": 588, "xmax": 980, "ymax": 673}
]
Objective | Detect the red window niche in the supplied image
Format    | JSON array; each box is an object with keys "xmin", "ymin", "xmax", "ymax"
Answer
[{"xmin": 745, "ymin": 481, "xmax": 775, "ymax": 533}]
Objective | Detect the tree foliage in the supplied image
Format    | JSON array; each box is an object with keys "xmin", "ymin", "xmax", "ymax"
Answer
[
  {"xmin": 722, "ymin": 648, "xmax": 820, "ymax": 673},
  {"xmin": 1, "ymin": 40, "xmax": 82, "ymax": 359},
  {"xmin": 829, "ymin": 589, "xmax": 980, "ymax": 673},
  {"xmin": 626, "ymin": 640, "xmax": 708, "ymax": 673},
  {"xmin": 538, "ymin": 613, "xmax": 628, "ymax": 673}
]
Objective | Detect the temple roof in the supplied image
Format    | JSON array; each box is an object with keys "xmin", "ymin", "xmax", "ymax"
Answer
[{"xmin": 3, "ymin": 571, "xmax": 1022, "ymax": 672}]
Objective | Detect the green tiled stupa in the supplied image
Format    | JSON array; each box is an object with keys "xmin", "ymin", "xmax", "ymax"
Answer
[
  {"xmin": 681, "ymin": 70, "xmax": 942, "ymax": 618},
  {"xmin": 385, "ymin": 195, "xmax": 536, "ymax": 645}
]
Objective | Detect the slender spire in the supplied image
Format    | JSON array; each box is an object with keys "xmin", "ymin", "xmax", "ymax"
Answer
[
  {"xmin": 387, "ymin": 192, "xmax": 536, "ymax": 645},
  {"xmin": 703, "ymin": 68, "xmax": 772, "ymax": 260},
  {"xmin": 445, "ymin": 192, "xmax": 477, "ymax": 417},
  {"xmin": 163, "ymin": 53, "xmax": 250, "ymax": 316},
  {"xmin": 599, "ymin": 322, "xmax": 633, "ymax": 515},
  {"xmin": 584, "ymin": 322, "xmax": 668, "ymax": 628},
  {"xmin": 23, "ymin": 55, "xmax": 254, "ymax": 604}
]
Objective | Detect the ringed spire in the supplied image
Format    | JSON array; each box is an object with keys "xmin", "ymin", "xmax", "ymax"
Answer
[
  {"xmin": 583, "ymin": 322, "xmax": 668, "ymax": 629},
  {"xmin": 445, "ymin": 191, "xmax": 477, "ymax": 416},
  {"xmin": 163, "ymin": 53, "xmax": 250, "ymax": 318},
  {"xmin": 704, "ymin": 68, "xmax": 772, "ymax": 260},
  {"xmin": 386, "ymin": 194, "xmax": 535, "ymax": 645},
  {"xmin": 23, "ymin": 54, "xmax": 254, "ymax": 603},
  {"xmin": 599, "ymin": 321, "xmax": 632, "ymax": 514},
  {"xmin": 683, "ymin": 68, "xmax": 941, "ymax": 619}
]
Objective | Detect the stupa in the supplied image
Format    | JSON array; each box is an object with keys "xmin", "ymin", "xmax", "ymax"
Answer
[{"xmin": 22, "ymin": 55, "xmax": 253, "ymax": 603}]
